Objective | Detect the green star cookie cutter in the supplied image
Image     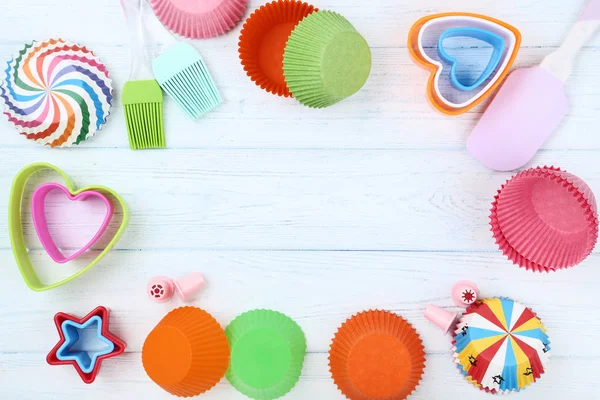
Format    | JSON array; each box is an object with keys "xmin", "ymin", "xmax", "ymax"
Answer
[{"xmin": 8, "ymin": 162, "xmax": 129, "ymax": 291}]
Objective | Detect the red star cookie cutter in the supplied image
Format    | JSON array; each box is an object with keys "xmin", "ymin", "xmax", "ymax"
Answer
[{"xmin": 46, "ymin": 306, "xmax": 126, "ymax": 383}]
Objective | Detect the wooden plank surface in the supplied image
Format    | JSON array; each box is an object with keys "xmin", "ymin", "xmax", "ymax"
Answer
[{"xmin": 1, "ymin": 0, "xmax": 599, "ymax": 398}]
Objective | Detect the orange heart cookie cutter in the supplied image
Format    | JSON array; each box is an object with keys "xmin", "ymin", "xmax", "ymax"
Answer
[{"xmin": 408, "ymin": 13, "xmax": 522, "ymax": 116}]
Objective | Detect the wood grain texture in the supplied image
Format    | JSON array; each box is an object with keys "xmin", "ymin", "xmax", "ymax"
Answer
[{"xmin": 1, "ymin": 0, "xmax": 600, "ymax": 398}]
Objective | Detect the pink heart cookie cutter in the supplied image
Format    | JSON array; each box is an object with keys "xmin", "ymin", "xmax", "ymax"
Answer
[{"xmin": 32, "ymin": 182, "xmax": 115, "ymax": 263}]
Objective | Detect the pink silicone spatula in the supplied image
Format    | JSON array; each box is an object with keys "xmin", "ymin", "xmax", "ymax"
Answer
[{"xmin": 467, "ymin": 0, "xmax": 600, "ymax": 171}]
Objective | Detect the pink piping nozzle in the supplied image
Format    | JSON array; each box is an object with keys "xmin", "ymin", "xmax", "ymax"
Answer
[
  {"xmin": 147, "ymin": 276, "xmax": 175, "ymax": 303},
  {"xmin": 173, "ymin": 272, "xmax": 205, "ymax": 302},
  {"xmin": 147, "ymin": 273, "xmax": 205, "ymax": 303},
  {"xmin": 451, "ymin": 281, "xmax": 479, "ymax": 307},
  {"xmin": 424, "ymin": 304, "xmax": 458, "ymax": 334}
]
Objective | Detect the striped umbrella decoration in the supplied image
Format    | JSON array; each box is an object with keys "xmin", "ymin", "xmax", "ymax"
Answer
[
  {"xmin": 0, "ymin": 38, "xmax": 112, "ymax": 147},
  {"xmin": 453, "ymin": 297, "xmax": 550, "ymax": 393}
]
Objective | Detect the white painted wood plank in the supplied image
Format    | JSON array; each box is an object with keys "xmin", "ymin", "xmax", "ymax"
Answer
[
  {"xmin": 2, "ymin": 0, "xmax": 599, "ymax": 48},
  {"xmin": 1, "ymin": 44, "xmax": 600, "ymax": 150},
  {"xmin": 1, "ymin": 1, "xmax": 600, "ymax": 150},
  {"xmin": 1, "ymin": 250, "xmax": 598, "ymax": 356},
  {"xmin": 1, "ymin": 0, "xmax": 600, "ymax": 398},
  {"xmin": 2, "ymin": 352, "xmax": 596, "ymax": 399},
  {"xmin": 0, "ymin": 148, "xmax": 598, "ymax": 251}
]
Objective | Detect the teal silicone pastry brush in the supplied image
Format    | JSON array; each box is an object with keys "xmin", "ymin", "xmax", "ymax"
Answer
[
  {"xmin": 146, "ymin": 1, "xmax": 222, "ymax": 120},
  {"xmin": 152, "ymin": 43, "xmax": 222, "ymax": 120},
  {"xmin": 121, "ymin": 0, "xmax": 165, "ymax": 149}
]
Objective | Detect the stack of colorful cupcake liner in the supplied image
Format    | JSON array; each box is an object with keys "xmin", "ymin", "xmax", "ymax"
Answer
[
  {"xmin": 490, "ymin": 166, "xmax": 598, "ymax": 273},
  {"xmin": 239, "ymin": 0, "xmax": 371, "ymax": 108}
]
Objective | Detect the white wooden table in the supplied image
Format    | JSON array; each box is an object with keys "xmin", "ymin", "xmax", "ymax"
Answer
[{"xmin": 1, "ymin": 0, "xmax": 599, "ymax": 398}]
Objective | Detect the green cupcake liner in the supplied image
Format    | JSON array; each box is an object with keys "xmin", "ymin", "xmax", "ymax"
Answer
[
  {"xmin": 283, "ymin": 10, "xmax": 371, "ymax": 108},
  {"xmin": 225, "ymin": 309, "xmax": 307, "ymax": 400}
]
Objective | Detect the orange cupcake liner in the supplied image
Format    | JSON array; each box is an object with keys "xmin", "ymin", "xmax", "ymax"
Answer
[
  {"xmin": 238, "ymin": 0, "xmax": 316, "ymax": 97},
  {"xmin": 142, "ymin": 307, "xmax": 230, "ymax": 397},
  {"xmin": 329, "ymin": 310, "xmax": 426, "ymax": 400}
]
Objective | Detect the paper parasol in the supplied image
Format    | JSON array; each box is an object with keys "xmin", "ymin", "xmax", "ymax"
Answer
[
  {"xmin": 0, "ymin": 38, "xmax": 113, "ymax": 148},
  {"xmin": 453, "ymin": 297, "xmax": 550, "ymax": 393}
]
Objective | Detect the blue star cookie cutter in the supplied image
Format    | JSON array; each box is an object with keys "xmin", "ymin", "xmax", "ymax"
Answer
[
  {"xmin": 47, "ymin": 306, "xmax": 126, "ymax": 383},
  {"xmin": 56, "ymin": 315, "xmax": 115, "ymax": 373}
]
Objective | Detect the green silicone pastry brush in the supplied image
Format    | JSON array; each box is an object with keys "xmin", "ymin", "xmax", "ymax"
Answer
[{"xmin": 121, "ymin": 0, "xmax": 165, "ymax": 149}]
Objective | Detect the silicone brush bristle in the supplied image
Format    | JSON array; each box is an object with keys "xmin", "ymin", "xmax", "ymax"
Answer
[
  {"xmin": 161, "ymin": 62, "xmax": 222, "ymax": 120},
  {"xmin": 152, "ymin": 43, "xmax": 221, "ymax": 120},
  {"xmin": 121, "ymin": 79, "xmax": 165, "ymax": 150},
  {"xmin": 123, "ymin": 103, "xmax": 165, "ymax": 149}
]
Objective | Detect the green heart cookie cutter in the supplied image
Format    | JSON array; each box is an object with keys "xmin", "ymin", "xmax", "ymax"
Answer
[{"xmin": 8, "ymin": 162, "xmax": 130, "ymax": 291}]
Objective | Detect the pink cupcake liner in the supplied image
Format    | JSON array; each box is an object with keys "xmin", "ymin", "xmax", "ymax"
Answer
[
  {"xmin": 490, "ymin": 166, "xmax": 598, "ymax": 272},
  {"xmin": 150, "ymin": 0, "xmax": 248, "ymax": 39}
]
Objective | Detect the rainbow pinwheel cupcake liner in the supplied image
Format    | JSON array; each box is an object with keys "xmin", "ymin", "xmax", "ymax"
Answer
[
  {"xmin": 452, "ymin": 297, "xmax": 550, "ymax": 393},
  {"xmin": 0, "ymin": 38, "xmax": 113, "ymax": 148}
]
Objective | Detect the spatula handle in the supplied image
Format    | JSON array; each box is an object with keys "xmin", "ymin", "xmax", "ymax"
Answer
[
  {"xmin": 541, "ymin": 1, "xmax": 600, "ymax": 82},
  {"xmin": 579, "ymin": 0, "xmax": 600, "ymax": 21},
  {"xmin": 141, "ymin": 0, "xmax": 179, "ymax": 49},
  {"xmin": 121, "ymin": 0, "xmax": 154, "ymax": 80}
]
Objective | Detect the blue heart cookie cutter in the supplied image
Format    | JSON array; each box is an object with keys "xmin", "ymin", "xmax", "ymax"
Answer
[
  {"xmin": 437, "ymin": 27, "xmax": 505, "ymax": 91},
  {"xmin": 56, "ymin": 316, "xmax": 115, "ymax": 373}
]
